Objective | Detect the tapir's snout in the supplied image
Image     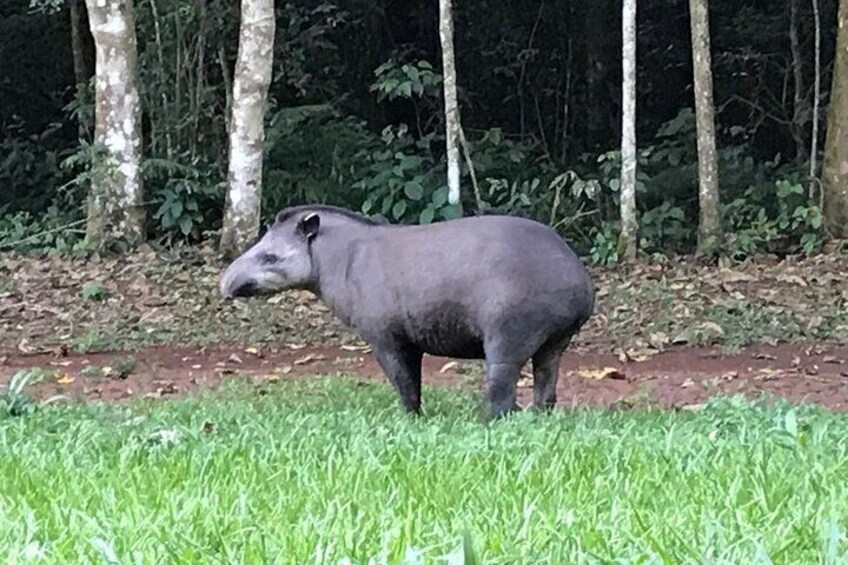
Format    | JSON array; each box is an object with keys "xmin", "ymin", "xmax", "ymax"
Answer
[{"xmin": 219, "ymin": 257, "xmax": 256, "ymax": 299}]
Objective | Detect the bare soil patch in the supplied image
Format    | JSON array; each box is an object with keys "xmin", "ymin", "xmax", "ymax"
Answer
[{"xmin": 3, "ymin": 343, "xmax": 848, "ymax": 411}]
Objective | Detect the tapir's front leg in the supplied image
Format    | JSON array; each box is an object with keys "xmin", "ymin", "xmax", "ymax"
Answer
[
  {"xmin": 369, "ymin": 342, "xmax": 423, "ymax": 413},
  {"xmin": 483, "ymin": 361, "xmax": 522, "ymax": 420}
]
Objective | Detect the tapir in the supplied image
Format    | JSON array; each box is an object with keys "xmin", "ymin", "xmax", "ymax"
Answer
[{"xmin": 219, "ymin": 204, "xmax": 595, "ymax": 420}]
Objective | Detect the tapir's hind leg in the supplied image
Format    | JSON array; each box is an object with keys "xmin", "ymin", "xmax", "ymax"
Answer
[
  {"xmin": 370, "ymin": 342, "xmax": 423, "ymax": 413},
  {"xmin": 531, "ymin": 335, "xmax": 572, "ymax": 410},
  {"xmin": 533, "ymin": 328, "xmax": 572, "ymax": 409}
]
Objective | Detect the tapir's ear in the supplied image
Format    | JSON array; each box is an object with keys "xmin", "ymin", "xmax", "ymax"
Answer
[{"xmin": 297, "ymin": 213, "xmax": 320, "ymax": 241}]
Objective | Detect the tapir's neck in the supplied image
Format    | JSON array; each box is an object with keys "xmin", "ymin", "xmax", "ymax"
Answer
[{"xmin": 308, "ymin": 222, "xmax": 376, "ymax": 326}]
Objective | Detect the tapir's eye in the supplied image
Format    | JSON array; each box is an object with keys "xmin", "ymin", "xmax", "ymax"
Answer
[{"xmin": 259, "ymin": 253, "xmax": 279, "ymax": 265}]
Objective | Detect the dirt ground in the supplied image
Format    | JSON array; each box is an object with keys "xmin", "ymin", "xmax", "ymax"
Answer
[{"xmin": 3, "ymin": 342, "xmax": 848, "ymax": 411}]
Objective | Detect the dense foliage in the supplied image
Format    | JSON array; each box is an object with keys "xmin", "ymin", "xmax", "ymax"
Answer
[{"xmin": 0, "ymin": 0, "xmax": 836, "ymax": 261}]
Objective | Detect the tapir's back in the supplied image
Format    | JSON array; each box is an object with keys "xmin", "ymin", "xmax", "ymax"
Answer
[
  {"xmin": 368, "ymin": 214, "xmax": 593, "ymax": 321},
  {"xmin": 375, "ymin": 214, "xmax": 587, "ymax": 286}
]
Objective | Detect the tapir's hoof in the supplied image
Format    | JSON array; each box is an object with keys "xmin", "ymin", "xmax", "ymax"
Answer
[{"xmin": 480, "ymin": 402, "xmax": 522, "ymax": 424}]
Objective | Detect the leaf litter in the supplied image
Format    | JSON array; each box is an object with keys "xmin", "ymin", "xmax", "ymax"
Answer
[{"xmin": 3, "ymin": 250, "xmax": 845, "ymax": 356}]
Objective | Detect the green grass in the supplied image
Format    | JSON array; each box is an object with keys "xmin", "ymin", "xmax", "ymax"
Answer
[{"xmin": 3, "ymin": 378, "xmax": 848, "ymax": 563}]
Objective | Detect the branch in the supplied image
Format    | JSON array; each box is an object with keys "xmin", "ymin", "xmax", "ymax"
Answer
[
  {"xmin": 0, "ymin": 219, "xmax": 88, "ymax": 251},
  {"xmin": 458, "ymin": 126, "xmax": 484, "ymax": 213}
]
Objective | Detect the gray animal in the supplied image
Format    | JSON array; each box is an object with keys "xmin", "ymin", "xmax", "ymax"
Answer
[{"xmin": 219, "ymin": 204, "xmax": 594, "ymax": 420}]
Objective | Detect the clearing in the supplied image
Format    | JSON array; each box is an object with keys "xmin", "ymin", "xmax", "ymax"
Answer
[
  {"xmin": 2, "ymin": 250, "xmax": 848, "ymax": 561},
  {"xmin": 2, "ymin": 249, "xmax": 847, "ymax": 410}
]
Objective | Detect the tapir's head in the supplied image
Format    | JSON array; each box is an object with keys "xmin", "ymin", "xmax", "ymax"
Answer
[{"xmin": 219, "ymin": 211, "xmax": 320, "ymax": 299}]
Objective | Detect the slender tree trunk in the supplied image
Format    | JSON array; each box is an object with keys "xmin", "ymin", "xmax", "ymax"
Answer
[
  {"xmin": 821, "ymin": 0, "xmax": 848, "ymax": 238},
  {"xmin": 790, "ymin": 0, "xmax": 809, "ymax": 161},
  {"xmin": 689, "ymin": 0, "xmax": 721, "ymax": 253},
  {"xmin": 619, "ymin": 0, "xmax": 638, "ymax": 261},
  {"xmin": 219, "ymin": 0, "xmax": 275, "ymax": 257},
  {"xmin": 809, "ymin": 0, "xmax": 822, "ymax": 195},
  {"xmin": 439, "ymin": 0, "xmax": 462, "ymax": 210},
  {"xmin": 584, "ymin": 0, "xmax": 615, "ymax": 150},
  {"xmin": 69, "ymin": 0, "xmax": 92, "ymax": 138},
  {"xmin": 85, "ymin": 0, "xmax": 145, "ymax": 247}
]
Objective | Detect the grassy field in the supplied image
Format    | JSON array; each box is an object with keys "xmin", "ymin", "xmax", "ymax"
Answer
[{"xmin": 3, "ymin": 377, "xmax": 848, "ymax": 563}]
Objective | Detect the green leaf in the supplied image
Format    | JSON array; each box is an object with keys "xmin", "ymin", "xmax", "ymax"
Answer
[
  {"xmin": 404, "ymin": 181, "xmax": 424, "ymax": 201},
  {"xmin": 419, "ymin": 207, "xmax": 435, "ymax": 224},
  {"xmin": 179, "ymin": 216, "xmax": 193, "ymax": 236},
  {"xmin": 432, "ymin": 186, "xmax": 448, "ymax": 207},
  {"xmin": 784, "ymin": 410, "xmax": 798, "ymax": 437},
  {"xmin": 381, "ymin": 195, "xmax": 393, "ymax": 215},
  {"xmin": 440, "ymin": 204, "xmax": 462, "ymax": 220},
  {"xmin": 170, "ymin": 199, "xmax": 184, "ymax": 219},
  {"xmin": 392, "ymin": 200, "xmax": 408, "ymax": 220}
]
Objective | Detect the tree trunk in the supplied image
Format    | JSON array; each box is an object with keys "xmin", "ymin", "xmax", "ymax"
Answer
[
  {"xmin": 821, "ymin": 0, "xmax": 848, "ymax": 239},
  {"xmin": 70, "ymin": 0, "xmax": 89, "ymax": 90},
  {"xmin": 69, "ymin": 0, "xmax": 92, "ymax": 138},
  {"xmin": 689, "ymin": 0, "xmax": 721, "ymax": 253},
  {"xmin": 85, "ymin": 0, "xmax": 145, "ymax": 248},
  {"xmin": 790, "ymin": 0, "xmax": 809, "ymax": 161},
  {"xmin": 219, "ymin": 0, "xmax": 275, "ymax": 257},
  {"xmin": 809, "ymin": 0, "xmax": 822, "ymax": 195},
  {"xmin": 619, "ymin": 0, "xmax": 637, "ymax": 261},
  {"xmin": 584, "ymin": 0, "xmax": 616, "ymax": 151},
  {"xmin": 439, "ymin": 0, "xmax": 462, "ymax": 211}
]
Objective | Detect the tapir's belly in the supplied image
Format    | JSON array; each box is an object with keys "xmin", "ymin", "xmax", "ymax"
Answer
[{"xmin": 403, "ymin": 304, "xmax": 486, "ymax": 359}]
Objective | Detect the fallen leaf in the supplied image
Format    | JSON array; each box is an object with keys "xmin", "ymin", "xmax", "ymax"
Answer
[
  {"xmin": 245, "ymin": 346, "xmax": 262, "ymax": 357},
  {"xmin": 671, "ymin": 331, "xmax": 692, "ymax": 345},
  {"xmin": 341, "ymin": 344, "xmax": 371, "ymax": 352},
  {"xmin": 648, "ymin": 332, "xmax": 670, "ymax": 350},
  {"xmin": 155, "ymin": 382, "xmax": 178, "ymax": 395},
  {"xmin": 580, "ymin": 367, "xmax": 626, "ymax": 380},
  {"xmin": 755, "ymin": 368, "xmax": 784, "ymax": 381},
  {"xmin": 777, "ymin": 274, "xmax": 808, "ymax": 286},
  {"xmin": 718, "ymin": 268, "xmax": 756, "ymax": 283},
  {"xmin": 752, "ymin": 352, "xmax": 777, "ymax": 360},
  {"xmin": 294, "ymin": 353, "xmax": 326, "ymax": 366},
  {"xmin": 439, "ymin": 361, "xmax": 460, "ymax": 373},
  {"xmin": 823, "ymin": 356, "xmax": 844, "ymax": 365},
  {"xmin": 681, "ymin": 378, "xmax": 696, "ymax": 388},
  {"xmin": 700, "ymin": 321, "xmax": 725, "ymax": 336},
  {"xmin": 56, "ymin": 373, "xmax": 75, "ymax": 385},
  {"xmin": 228, "ymin": 353, "xmax": 243, "ymax": 364},
  {"xmin": 625, "ymin": 348, "xmax": 659, "ymax": 362}
]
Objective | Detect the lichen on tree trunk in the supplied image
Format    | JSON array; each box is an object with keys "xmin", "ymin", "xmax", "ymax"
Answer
[
  {"xmin": 219, "ymin": 0, "xmax": 275, "ymax": 258},
  {"xmin": 822, "ymin": 0, "xmax": 848, "ymax": 239},
  {"xmin": 439, "ymin": 0, "xmax": 462, "ymax": 211},
  {"xmin": 619, "ymin": 0, "xmax": 638, "ymax": 261},
  {"xmin": 689, "ymin": 0, "xmax": 721, "ymax": 253},
  {"xmin": 85, "ymin": 0, "xmax": 145, "ymax": 248}
]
